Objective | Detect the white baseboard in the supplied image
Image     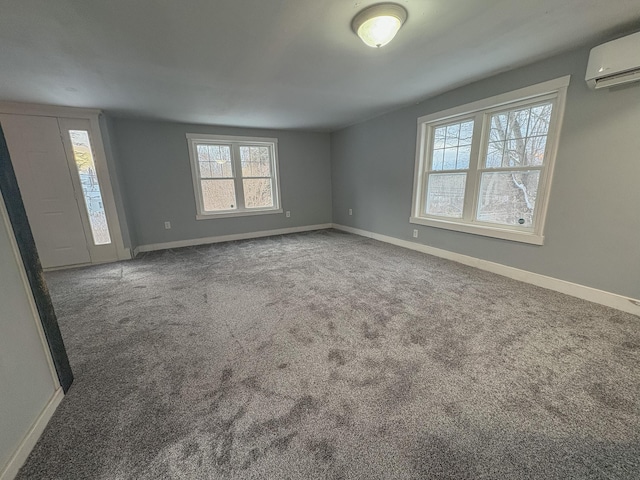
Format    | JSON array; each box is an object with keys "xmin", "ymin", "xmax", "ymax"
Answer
[
  {"xmin": 133, "ymin": 223, "xmax": 333, "ymax": 255},
  {"xmin": 0, "ymin": 388, "xmax": 64, "ymax": 480},
  {"xmin": 333, "ymin": 224, "xmax": 640, "ymax": 316}
]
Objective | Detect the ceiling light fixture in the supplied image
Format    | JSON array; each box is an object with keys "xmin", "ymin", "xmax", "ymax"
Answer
[{"xmin": 351, "ymin": 3, "xmax": 408, "ymax": 48}]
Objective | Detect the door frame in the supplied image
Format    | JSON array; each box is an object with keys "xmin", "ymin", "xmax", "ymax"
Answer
[{"xmin": 0, "ymin": 102, "xmax": 130, "ymax": 264}]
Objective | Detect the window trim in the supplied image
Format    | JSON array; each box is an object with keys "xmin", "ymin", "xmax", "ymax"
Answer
[
  {"xmin": 410, "ymin": 75, "xmax": 571, "ymax": 245},
  {"xmin": 186, "ymin": 133, "xmax": 283, "ymax": 220}
]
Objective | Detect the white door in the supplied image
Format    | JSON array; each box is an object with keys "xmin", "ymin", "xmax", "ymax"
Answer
[{"xmin": 0, "ymin": 114, "xmax": 91, "ymax": 268}]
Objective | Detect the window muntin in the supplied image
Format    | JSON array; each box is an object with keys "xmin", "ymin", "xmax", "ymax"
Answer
[
  {"xmin": 411, "ymin": 77, "xmax": 569, "ymax": 245},
  {"xmin": 187, "ymin": 135, "xmax": 281, "ymax": 219}
]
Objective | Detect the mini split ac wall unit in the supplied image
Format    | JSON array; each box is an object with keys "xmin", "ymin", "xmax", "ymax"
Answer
[{"xmin": 586, "ymin": 31, "xmax": 640, "ymax": 89}]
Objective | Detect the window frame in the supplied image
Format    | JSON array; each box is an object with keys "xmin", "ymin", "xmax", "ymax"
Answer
[
  {"xmin": 187, "ymin": 133, "xmax": 283, "ymax": 220},
  {"xmin": 410, "ymin": 76, "xmax": 570, "ymax": 245}
]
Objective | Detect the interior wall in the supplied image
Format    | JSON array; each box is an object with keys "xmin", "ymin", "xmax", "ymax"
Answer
[
  {"xmin": 108, "ymin": 118, "xmax": 332, "ymax": 248},
  {"xmin": 0, "ymin": 195, "xmax": 59, "ymax": 476},
  {"xmin": 99, "ymin": 114, "xmax": 135, "ymax": 250},
  {"xmin": 331, "ymin": 41, "xmax": 640, "ymax": 300}
]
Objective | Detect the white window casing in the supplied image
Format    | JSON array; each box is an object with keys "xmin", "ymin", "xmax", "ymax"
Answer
[
  {"xmin": 410, "ymin": 76, "xmax": 571, "ymax": 245},
  {"xmin": 187, "ymin": 134, "xmax": 283, "ymax": 220}
]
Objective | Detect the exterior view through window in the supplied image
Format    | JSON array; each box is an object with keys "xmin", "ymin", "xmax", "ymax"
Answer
[
  {"xmin": 68, "ymin": 130, "xmax": 112, "ymax": 245},
  {"xmin": 187, "ymin": 134, "xmax": 281, "ymax": 218},
  {"xmin": 411, "ymin": 76, "xmax": 569, "ymax": 245}
]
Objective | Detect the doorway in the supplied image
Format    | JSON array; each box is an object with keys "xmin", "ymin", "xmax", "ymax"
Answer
[{"xmin": 0, "ymin": 107, "xmax": 128, "ymax": 269}]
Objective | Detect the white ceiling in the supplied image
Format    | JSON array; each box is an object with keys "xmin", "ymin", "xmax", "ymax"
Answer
[{"xmin": 1, "ymin": 1, "xmax": 639, "ymax": 131}]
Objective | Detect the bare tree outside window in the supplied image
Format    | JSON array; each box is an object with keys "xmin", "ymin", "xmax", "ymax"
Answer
[
  {"xmin": 412, "ymin": 76, "xmax": 568, "ymax": 244},
  {"xmin": 477, "ymin": 103, "xmax": 552, "ymax": 227},
  {"xmin": 240, "ymin": 146, "xmax": 274, "ymax": 209},
  {"xmin": 188, "ymin": 135, "xmax": 280, "ymax": 217}
]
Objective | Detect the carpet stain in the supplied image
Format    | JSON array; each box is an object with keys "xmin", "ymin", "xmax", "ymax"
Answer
[
  {"xmin": 246, "ymin": 396, "xmax": 320, "ymax": 438},
  {"xmin": 328, "ymin": 349, "xmax": 347, "ymax": 366},
  {"xmin": 180, "ymin": 440, "xmax": 199, "ymax": 460},
  {"xmin": 220, "ymin": 368, "xmax": 233, "ymax": 384},
  {"xmin": 622, "ymin": 341, "xmax": 639, "ymax": 350},
  {"xmin": 214, "ymin": 432, "xmax": 233, "ymax": 466},
  {"xmin": 271, "ymin": 431, "xmax": 298, "ymax": 452},
  {"xmin": 333, "ymin": 403, "xmax": 354, "ymax": 428},
  {"xmin": 307, "ymin": 439, "xmax": 335, "ymax": 463},
  {"xmin": 587, "ymin": 383, "xmax": 635, "ymax": 412},
  {"xmin": 213, "ymin": 406, "xmax": 247, "ymax": 467},
  {"xmin": 289, "ymin": 326, "xmax": 314, "ymax": 345},
  {"xmin": 241, "ymin": 448, "xmax": 260, "ymax": 470},
  {"xmin": 241, "ymin": 376, "xmax": 261, "ymax": 390},
  {"xmin": 362, "ymin": 321, "xmax": 381, "ymax": 340}
]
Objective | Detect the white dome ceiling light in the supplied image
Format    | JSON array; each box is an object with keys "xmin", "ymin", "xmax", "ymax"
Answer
[{"xmin": 351, "ymin": 3, "xmax": 408, "ymax": 48}]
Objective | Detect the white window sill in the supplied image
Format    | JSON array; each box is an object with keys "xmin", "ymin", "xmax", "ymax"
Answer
[
  {"xmin": 409, "ymin": 216, "xmax": 544, "ymax": 245},
  {"xmin": 197, "ymin": 208, "xmax": 283, "ymax": 220}
]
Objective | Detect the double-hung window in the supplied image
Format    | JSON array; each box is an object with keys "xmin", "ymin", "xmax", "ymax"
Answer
[
  {"xmin": 411, "ymin": 76, "xmax": 570, "ymax": 245},
  {"xmin": 187, "ymin": 134, "xmax": 282, "ymax": 219}
]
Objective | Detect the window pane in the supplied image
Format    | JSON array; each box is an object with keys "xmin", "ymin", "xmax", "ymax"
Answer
[
  {"xmin": 240, "ymin": 146, "xmax": 271, "ymax": 177},
  {"xmin": 198, "ymin": 161, "xmax": 212, "ymax": 178},
  {"xmin": 526, "ymin": 136, "xmax": 547, "ymax": 166},
  {"xmin": 459, "ymin": 121, "xmax": 474, "ymax": 144},
  {"xmin": 197, "ymin": 145, "xmax": 232, "ymax": 178},
  {"xmin": 486, "ymin": 142, "xmax": 504, "ymax": 168},
  {"xmin": 201, "ymin": 179, "xmax": 236, "ymax": 211},
  {"xmin": 243, "ymin": 179, "xmax": 273, "ymax": 208},
  {"xmin": 490, "ymin": 113, "xmax": 508, "ymax": 142},
  {"xmin": 432, "ymin": 119, "xmax": 474, "ymax": 171},
  {"xmin": 457, "ymin": 145, "xmax": 471, "ymax": 169},
  {"xmin": 504, "ymin": 138, "xmax": 526, "ymax": 167},
  {"xmin": 528, "ymin": 104, "xmax": 552, "ymax": 136},
  {"xmin": 476, "ymin": 170, "xmax": 541, "ymax": 227},
  {"xmin": 425, "ymin": 173, "xmax": 466, "ymax": 218},
  {"xmin": 431, "ymin": 148, "xmax": 444, "ymax": 171},
  {"xmin": 486, "ymin": 103, "xmax": 553, "ymax": 169},
  {"xmin": 433, "ymin": 127, "xmax": 446, "ymax": 149},
  {"xmin": 68, "ymin": 130, "xmax": 112, "ymax": 245},
  {"xmin": 443, "ymin": 148, "xmax": 457, "ymax": 170},
  {"xmin": 506, "ymin": 109, "xmax": 530, "ymax": 140},
  {"xmin": 445, "ymin": 124, "xmax": 460, "ymax": 146}
]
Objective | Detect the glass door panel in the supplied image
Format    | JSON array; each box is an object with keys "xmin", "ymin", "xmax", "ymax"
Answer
[{"xmin": 67, "ymin": 130, "xmax": 112, "ymax": 245}]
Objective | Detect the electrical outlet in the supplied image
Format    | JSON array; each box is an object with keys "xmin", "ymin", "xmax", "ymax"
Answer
[
  {"xmin": 413, "ymin": 229, "xmax": 418, "ymax": 238},
  {"xmin": 286, "ymin": 211, "xmax": 291, "ymax": 218},
  {"xmin": 348, "ymin": 208, "xmax": 353, "ymax": 216},
  {"xmin": 164, "ymin": 221, "xmax": 171, "ymax": 230}
]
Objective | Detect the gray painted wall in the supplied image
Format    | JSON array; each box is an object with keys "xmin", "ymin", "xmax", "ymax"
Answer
[
  {"xmin": 99, "ymin": 115, "xmax": 135, "ymax": 250},
  {"xmin": 108, "ymin": 119, "xmax": 332, "ymax": 247},
  {"xmin": 331, "ymin": 44, "xmax": 640, "ymax": 299},
  {"xmin": 0, "ymin": 197, "xmax": 57, "ymax": 473}
]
